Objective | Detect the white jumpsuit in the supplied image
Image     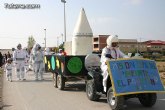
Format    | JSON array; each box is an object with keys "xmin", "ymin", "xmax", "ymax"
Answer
[
  {"xmin": 33, "ymin": 50, "xmax": 44, "ymax": 80},
  {"xmin": 13, "ymin": 49, "xmax": 26, "ymax": 80},
  {"xmin": 5, "ymin": 63, "xmax": 12, "ymax": 81},
  {"xmin": 100, "ymin": 46, "xmax": 128, "ymax": 92},
  {"xmin": 24, "ymin": 50, "xmax": 30, "ymax": 73}
]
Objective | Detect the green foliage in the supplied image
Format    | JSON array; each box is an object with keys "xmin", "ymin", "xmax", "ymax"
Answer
[
  {"xmin": 27, "ymin": 35, "xmax": 36, "ymax": 49},
  {"xmin": 58, "ymin": 43, "xmax": 64, "ymax": 50}
]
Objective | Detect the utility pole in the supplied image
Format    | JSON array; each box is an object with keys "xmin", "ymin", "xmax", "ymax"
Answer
[
  {"xmin": 61, "ymin": 0, "xmax": 66, "ymax": 42},
  {"xmin": 57, "ymin": 36, "xmax": 59, "ymax": 47},
  {"xmin": 44, "ymin": 29, "xmax": 46, "ymax": 48},
  {"xmin": 137, "ymin": 38, "xmax": 138, "ymax": 53}
]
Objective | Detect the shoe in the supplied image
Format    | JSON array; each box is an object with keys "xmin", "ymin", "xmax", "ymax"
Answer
[
  {"xmin": 35, "ymin": 79, "xmax": 38, "ymax": 81},
  {"xmin": 23, "ymin": 79, "xmax": 26, "ymax": 80},
  {"xmin": 10, "ymin": 80, "xmax": 12, "ymax": 82}
]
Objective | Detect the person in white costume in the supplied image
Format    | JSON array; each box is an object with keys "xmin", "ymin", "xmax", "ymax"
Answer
[
  {"xmin": 13, "ymin": 44, "xmax": 26, "ymax": 80},
  {"xmin": 23, "ymin": 47, "xmax": 30, "ymax": 73},
  {"xmin": 44, "ymin": 47, "xmax": 51, "ymax": 55},
  {"xmin": 32, "ymin": 43, "xmax": 44, "ymax": 80},
  {"xmin": 100, "ymin": 35, "xmax": 129, "ymax": 92},
  {"xmin": 29, "ymin": 48, "xmax": 34, "ymax": 71},
  {"xmin": 5, "ymin": 58, "xmax": 13, "ymax": 82}
]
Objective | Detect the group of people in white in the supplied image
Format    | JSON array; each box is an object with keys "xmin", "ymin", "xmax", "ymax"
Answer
[
  {"xmin": 4, "ymin": 43, "xmax": 45, "ymax": 82},
  {"xmin": 5, "ymin": 35, "xmax": 130, "ymax": 93}
]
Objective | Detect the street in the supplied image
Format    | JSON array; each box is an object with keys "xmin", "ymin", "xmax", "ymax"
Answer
[{"xmin": 2, "ymin": 70, "xmax": 165, "ymax": 110}]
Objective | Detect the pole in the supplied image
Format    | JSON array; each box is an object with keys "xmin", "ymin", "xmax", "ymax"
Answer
[
  {"xmin": 61, "ymin": 0, "xmax": 66, "ymax": 42},
  {"xmin": 57, "ymin": 36, "xmax": 59, "ymax": 47},
  {"xmin": 44, "ymin": 29, "xmax": 46, "ymax": 48},
  {"xmin": 139, "ymin": 37, "xmax": 141, "ymax": 53},
  {"xmin": 137, "ymin": 39, "xmax": 138, "ymax": 53},
  {"xmin": 61, "ymin": 33, "xmax": 63, "ymax": 44}
]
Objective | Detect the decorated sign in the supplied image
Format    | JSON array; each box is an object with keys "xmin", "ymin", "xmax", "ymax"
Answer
[
  {"xmin": 67, "ymin": 57, "xmax": 83, "ymax": 74},
  {"xmin": 44, "ymin": 55, "xmax": 52, "ymax": 72},
  {"xmin": 44, "ymin": 55, "xmax": 87, "ymax": 77},
  {"xmin": 107, "ymin": 59, "xmax": 165, "ymax": 96}
]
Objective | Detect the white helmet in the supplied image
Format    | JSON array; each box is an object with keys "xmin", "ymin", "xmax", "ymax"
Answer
[
  {"xmin": 32, "ymin": 43, "xmax": 41, "ymax": 51},
  {"xmin": 17, "ymin": 43, "xmax": 22, "ymax": 49},
  {"xmin": 106, "ymin": 35, "xmax": 118, "ymax": 47},
  {"xmin": 45, "ymin": 47, "xmax": 50, "ymax": 52}
]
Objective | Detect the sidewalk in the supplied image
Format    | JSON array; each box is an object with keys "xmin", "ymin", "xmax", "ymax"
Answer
[{"xmin": 0, "ymin": 68, "xmax": 3, "ymax": 109}]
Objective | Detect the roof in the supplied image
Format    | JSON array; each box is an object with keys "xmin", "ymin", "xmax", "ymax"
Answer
[
  {"xmin": 145, "ymin": 40, "xmax": 165, "ymax": 45},
  {"xmin": 118, "ymin": 39, "xmax": 137, "ymax": 43}
]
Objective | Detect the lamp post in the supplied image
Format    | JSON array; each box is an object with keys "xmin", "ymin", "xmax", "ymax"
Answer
[
  {"xmin": 61, "ymin": 33, "xmax": 63, "ymax": 44},
  {"xmin": 57, "ymin": 36, "xmax": 59, "ymax": 47},
  {"xmin": 44, "ymin": 29, "xmax": 46, "ymax": 48},
  {"xmin": 61, "ymin": 0, "xmax": 66, "ymax": 42}
]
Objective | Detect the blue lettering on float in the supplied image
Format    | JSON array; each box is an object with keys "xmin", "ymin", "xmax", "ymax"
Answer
[{"xmin": 108, "ymin": 59, "xmax": 165, "ymax": 95}]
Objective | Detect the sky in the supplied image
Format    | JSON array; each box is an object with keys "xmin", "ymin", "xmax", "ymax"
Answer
[{"xmin": 0, "ymin": 0, "xmax": 165, "ymax": 49}]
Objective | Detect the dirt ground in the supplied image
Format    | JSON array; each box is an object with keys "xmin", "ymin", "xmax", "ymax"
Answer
[
  {"xmin": 156, "ymin": 62, "xmax": 165, "ymax": 86},
  {"xmin": 160, "ymin": 72, "xmax": 165, "ymax": 86}
]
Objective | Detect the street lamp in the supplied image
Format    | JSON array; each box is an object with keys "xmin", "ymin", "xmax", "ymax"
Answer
[
  {"xmin": 61, "ymin": 0, "xmax": 66, "ymax": 42},
  {"xmin": 61, "ymin": 33, "xmax": 63, "ymax": 43},
  {"xmin": 44, "ymin": 29, "xmax": 46, "ymax": 48},
  {"xmin": 57, "ymin": 36, "xmax": 59, "ymax": 47}
]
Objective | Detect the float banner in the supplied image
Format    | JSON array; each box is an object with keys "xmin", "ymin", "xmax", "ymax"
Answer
[{"xmin": 107, "ymin": 59, "xmax": 165, "ymax": 96}]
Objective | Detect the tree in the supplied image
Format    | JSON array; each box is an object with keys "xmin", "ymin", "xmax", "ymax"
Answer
[
  {"xmin": 58, "ymin": 43, "xmax": 64, "ymax": 50},
  {"xmin": 27, "ymin": 35, "xmax": 36, "ymax": 49}
]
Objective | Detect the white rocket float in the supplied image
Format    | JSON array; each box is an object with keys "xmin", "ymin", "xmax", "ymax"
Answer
[{"xmin": 72, "ymin": 8, "xmax": 93, "ymax": 55}]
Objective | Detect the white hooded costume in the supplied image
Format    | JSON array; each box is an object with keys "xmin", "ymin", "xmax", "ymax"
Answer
[
  {"xmin": 32, "ymin": 43, "xmax": 44, "ymax": 80},
  {"xmin": 5, "ymin": 58, "xmax": 13, "ymax": 82},
  {"xmin": 23, "ymin": 47, "xmax": 30, "ymax": 73},
  {"xmin": 13, "ymin": 44, "xmax": 26, "ymax": 80},
  {"xmin": 100, "ymin": 35, "xmax": 129, "ymax": 92},
  {"xmin": 44, "ymin": 47, "xmax": 51, "ymax": 55}
]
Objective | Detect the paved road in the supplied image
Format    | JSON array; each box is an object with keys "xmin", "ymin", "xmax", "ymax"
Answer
[{"xmin": 2, "ymin": 70, "xmax": 165, "ymax": 110}]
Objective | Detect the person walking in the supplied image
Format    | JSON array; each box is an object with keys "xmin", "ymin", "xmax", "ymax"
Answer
[
  {"xmin": 4, "ymin": 58, "xmax": 13, "ymax": 82},
  {"xmin": 7, "ymin": 51, "xmax": 11, "ymax": 59},
  {"xmin": 13, "ymin": 43, "xmax": 26, "ymax": 81},
  {"xmin": 23, "ymin": 47, "xmax": 30, "ymax": 73},
  {"xmin": 0, "ymin": 52, "xmax": 3, "ymax": 67},
  {"xmin": 32, "ymin": 43, "xmax": 44, "ymax": 80}
]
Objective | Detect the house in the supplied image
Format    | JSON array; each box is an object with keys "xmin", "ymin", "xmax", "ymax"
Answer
[
  {"xmin": 92, "ymin": 35, "xmax": 147, "ymax": 53},
  {"xmin": 145, "ymin": 40, "xmax": 165, "ymax": 53}
]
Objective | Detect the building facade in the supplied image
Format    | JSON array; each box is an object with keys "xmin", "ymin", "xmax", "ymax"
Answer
[
  {"xmin": 145, "ymin": 40, "xmax": 165, "ymax": 53},
  {"xmin": 92, "ymin": 35, "xmax": 165, "ymax": 54},
  {"xmin": 92, "ymin": 35, "xmax": 147, "ymax": 54}
]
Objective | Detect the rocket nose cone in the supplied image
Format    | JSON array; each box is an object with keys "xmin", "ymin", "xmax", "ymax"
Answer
[{"xmin": 73, "ymin": 8, "xmax": 93, "ymax": 37}]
